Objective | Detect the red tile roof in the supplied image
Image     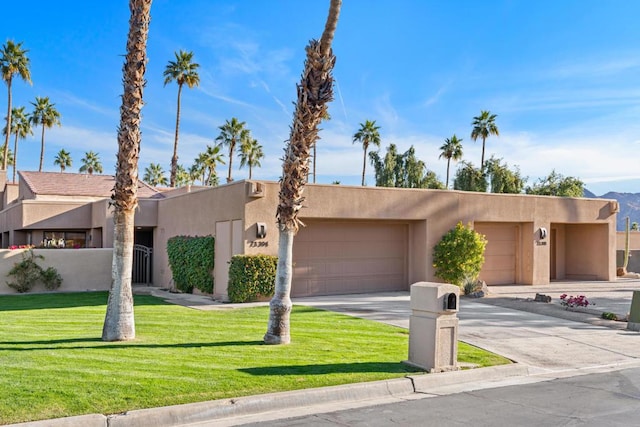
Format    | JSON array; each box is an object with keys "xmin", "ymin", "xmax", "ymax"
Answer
[{"xmin": 19, "ymin": 171, "xmax": 164, "ymax": 199}]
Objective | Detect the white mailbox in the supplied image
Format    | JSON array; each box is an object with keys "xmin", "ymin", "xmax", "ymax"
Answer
[{"xmin": 407, "ymin": 282, "xmax": 459, "ymax": 373}]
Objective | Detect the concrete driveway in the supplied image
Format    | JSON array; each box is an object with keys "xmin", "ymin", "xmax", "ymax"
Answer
[{"xmin": 293, "ymin": 280, "xmax": 640, "ymax": 376}]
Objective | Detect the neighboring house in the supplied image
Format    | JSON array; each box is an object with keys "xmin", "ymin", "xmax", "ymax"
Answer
[{"xmin": 0, "ymin": 171, "xmax": 618, "ymax": 300}]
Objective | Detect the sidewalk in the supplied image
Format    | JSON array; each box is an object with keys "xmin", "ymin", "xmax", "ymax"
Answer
[{"xmin": 14, "ymin": 281, "xmax": 640, "ymax": 427}]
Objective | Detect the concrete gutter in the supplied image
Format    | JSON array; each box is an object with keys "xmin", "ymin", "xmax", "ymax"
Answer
[{"xmin": 8, "ymin": 364, "xmax": 527, "ymax": 427}]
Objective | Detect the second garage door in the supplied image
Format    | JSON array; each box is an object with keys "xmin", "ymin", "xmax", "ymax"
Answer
[
  {"xmin": 474, "ymin": 223, "xmax": 519, "ymax": 285},
  {"xmin": 292, "ymin": 221, "xmax": 408, "ymax": 297}
]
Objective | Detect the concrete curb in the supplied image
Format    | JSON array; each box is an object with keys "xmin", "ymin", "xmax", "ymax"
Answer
[
  {"xmin": 107, "ymin": 378, "xmax": 415, "ymax": 427},
  {"xmin": 9, "ymin": 414, "xmax": 107, "ymax": 427},
  {"xmin": 408, "ymin": 363, "xmax": 530, "ymax": 392},
  {"xmin": 8, "ymin": 364, "xmax": 530, "ymax": 427}
]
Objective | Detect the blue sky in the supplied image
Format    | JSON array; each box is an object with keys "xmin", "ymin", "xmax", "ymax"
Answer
[{"xmin": 3, "ymin": 1, "xmax": 640, "ymax": 195}]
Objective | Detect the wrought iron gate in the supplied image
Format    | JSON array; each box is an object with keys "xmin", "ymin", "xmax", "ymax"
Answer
[{"xmin": 133, "ymin": 244, "xmax": 152, "ymax": 285}]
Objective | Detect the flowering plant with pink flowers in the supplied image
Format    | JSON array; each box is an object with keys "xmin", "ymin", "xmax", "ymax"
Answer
[{"xmin": 559, "ymin": 294, "xmax": 590, "ymax": 309}]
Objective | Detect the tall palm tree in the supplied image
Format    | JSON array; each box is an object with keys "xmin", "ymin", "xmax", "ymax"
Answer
[
  {"xmin": 143, "ymin": 163, "xmax": 168, "ymax": 186},
  {"xmin": 4, "ymin": 106, "xmax": 31, "ymax": 182},
  {"xmin": 79, "ymin": 151, "xmax": 103, "ymax": 175},
  {"xmin": 53, "ymin": 149, "xmax": 72, "ymax": 172},
  {"xmin": 215, "ymin": 117, "xmax": 249, "ymax": 183},
  {"xmin": 102, "ymin": 0, "xmax": 152, "ymax": 342},
  {"xmin": 439, "ymin": 134, "xmax": 463, "ymax": 188},
  {"xmin": 471, "ymin": 110, "xmax": 499, "ymax": 170},
  {"xmin": 353, "ymin": 120, "xmax": 381, "ymax": 186},
  {"xmin": 239, "ymin": 137, "xmax": 264, "ymax": 179},
  {"xmin": 264, "ymin": 0, "xmax": 341, "ymax": 345},
  {"xmin": 163, "ymin": 50, "xmax": 200, "ymax": 188},
  {"xmin": 1, "ymin": 40, "xmax": 31, "ymax": 171},
  {"xmin": 30, "ymin": 96, "xmax": 61, "ymax": 172}
]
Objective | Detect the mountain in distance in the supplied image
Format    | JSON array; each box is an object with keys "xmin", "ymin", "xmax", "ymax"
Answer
[{"xmin": 586, "ymin": 189, "xmax": 640, "ymax": 231}]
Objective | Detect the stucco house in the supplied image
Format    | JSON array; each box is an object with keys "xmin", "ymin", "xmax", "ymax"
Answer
[{"xmin": 0, "ymin": 171, "xmax": 618, "ymax": 299}]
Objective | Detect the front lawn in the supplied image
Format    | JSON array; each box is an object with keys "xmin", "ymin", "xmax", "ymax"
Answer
[{"xmin": 0, "ymin": 292, "xmax": 509, "ymax": 424}]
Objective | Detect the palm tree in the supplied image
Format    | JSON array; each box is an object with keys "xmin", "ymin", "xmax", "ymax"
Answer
[
  {"xmin": 174, "ymin": 164, "xmax": 191, "ymax": 187},
  {"xmin": 1, "ymin": 40, "xmax": 31, "ymax": 171},
  {"xmin": 143, "ymin": 163, "xmax": 168, "ymax": 186},
  {"xmin": 163, "ymin": 50, "xmax": 200, "ymax": 188},
  {"xmin": 200, "ymin": 143, "xmax": 225, "ymax": 185},
  {"xmin": 215, "ymin": 117, "xmax": 250, "ymax": 183},
  {"xmin": 239, "ymin": 138, "xmax": 264, "ymax": 179},
  {"xmin": 264, "ymin": 0, "xmax": 341, "ymax": 345},
  {"xmin": 471, "ymin": 110, "xmax": 499, "ymax": 170},
  {"xmin": 30, "ymin": 96, "xmax": 61, "ymax": 172},
  {"xmin": 0, "ymin": 147, "xmax": 14, "ymax": 170},
  {"xmin": 53, "ymin": 149, "xmax": 72, "ymax": 172},
  {"xmin": 4, "ymin": 106, "xmax": 32, "ymax": 182},
  {"xmin": 79, "ymin": 151, "xmax": 103, "ymax": 175},
  {"xmin": 439, "ymin": 135, "xmax": 463, "ymax": 188},
  {"xmin": 103, "ymin": 0, "xmax": 151, "ymax": 342},
  {"xmin": 353, "ymin": 120, "xmax": 381, "ymax": 186}
]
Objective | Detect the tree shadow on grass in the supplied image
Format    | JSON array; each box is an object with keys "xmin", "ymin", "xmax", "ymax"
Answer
[
  {"xmin": 239, "ymin": 362, "xmax": 422, "ymax": 376},
  {"xmin": 0, "ymin": 338, "xmax": 265, "ymax": 351},
  {"xmin": 0, "ymin": 292, "xmax": 171, "ymax": 311}
]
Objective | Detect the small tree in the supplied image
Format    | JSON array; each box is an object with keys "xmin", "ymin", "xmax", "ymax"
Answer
[
  {"xmin": 433, "ymin": 222, "xmax": 487, "ymax": 287},
  {"xmin": 453, "ymin": 161, "xmax": 487, "ymax": 192},
  {"xmin": 525, "ymin": 170, "xmax": 584, "ymax": 197}
]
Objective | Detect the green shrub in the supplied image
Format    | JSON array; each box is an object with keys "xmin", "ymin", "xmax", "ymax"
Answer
[
  {"xmin": 167, "ymin": 236, "xmax": 215, "ymax": 293},
  {"xmin": 6, "ymin": 250, "xmax": 63, "ymax": 293},
  {"xmin": 433, "ymin": 222, "xmax": 487, "ymax": 287},
  {"xmin": 228, "ymin": 255, "xmax": 278, "ymax": 303},
  {"xmin": 41, "ymin": 267, "xmax": 63, "ymax": 290}
]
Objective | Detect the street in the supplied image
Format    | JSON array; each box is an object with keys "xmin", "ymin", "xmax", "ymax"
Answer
[{"xmin": 246, "ymin": 367, "xmax": 640, "ymax": 426}]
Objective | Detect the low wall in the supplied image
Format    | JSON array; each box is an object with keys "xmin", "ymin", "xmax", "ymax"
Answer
[{"xmin": 0, "ymin": 248, "xmax": 112, "ymax": 295}]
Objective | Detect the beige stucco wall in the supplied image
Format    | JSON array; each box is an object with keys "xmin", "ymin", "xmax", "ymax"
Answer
[
  {"xmin": 154, "ymin": 182, "xmax": 248, "ymax": 290},
  {"xmin": 0, "ymin": 248, "xmax": 112, "ymax": 295}
]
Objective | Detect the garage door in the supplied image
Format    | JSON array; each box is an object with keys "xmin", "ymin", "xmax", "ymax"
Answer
[
  {"xmin": 292, "ymin": 222, "xmax": 408, "ymax": 297},
  {"xmin": 474, "ymin": 223, "xmax": 518, "ymax": 285}
]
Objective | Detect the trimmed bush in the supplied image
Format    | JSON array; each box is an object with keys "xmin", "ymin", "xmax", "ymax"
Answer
[
  {"xmin": 167, "ymin": 236, "xmax": 215, "ymax": 293},
  {"xmin": 228, "ymin": 255, "xmax": 278, "ymax": 303},
  {"xmin": 433, "ymin": 222, "xmax": 487, "ymax": 287}
]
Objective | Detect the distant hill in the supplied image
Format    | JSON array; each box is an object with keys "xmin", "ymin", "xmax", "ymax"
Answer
[{"xmin": 588, "ymin": 190, "xmax": 640, "ymax": 231}]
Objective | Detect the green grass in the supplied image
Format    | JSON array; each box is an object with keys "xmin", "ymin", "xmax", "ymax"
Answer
[{"xmin": 0, "ymin": 292, "xmax": 510, "ymax": 424}]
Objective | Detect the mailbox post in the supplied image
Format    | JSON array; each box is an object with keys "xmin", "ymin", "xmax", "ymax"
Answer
[{"xmin": 407, "ymin": 282, "xmax": 459, "ymax": 372}]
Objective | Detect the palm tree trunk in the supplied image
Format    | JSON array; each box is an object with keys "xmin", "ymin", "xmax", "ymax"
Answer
[
  {"xmin": 264, "ymin": 0, "xmax": 341, "ymax": 345},
  {"xmin": 249, "ymin": 164, "xmax": 253, "ymax": 180},
  {"xmin": 102, "ymin": 209, "xmax": 136, "ymax": 340},
  {"xmin": 3, "ymin": 80, "xmax": 12, "ymax": 171},
  {"xmin": 264, "ymin": 228, "xmax": 294, "ymax": 344},
  {"xmin": 38, "ymin": 125, "xmax": 45, "ymax": 172},
  {"xmin": 170, "ymin": 82, "xmax": 182, "ymax": 187},
  {"xmin": 480, "ymin": 137, "xmax": 486, "ymax": 170},
  {"xmin": 446, "ymin": 158, "xmax": 451, "ymax": 188},
  {"xmin": 227, "ymin": 143, "xmax": 234, "ymax": 183},
  {"xmin": 103, "ymin": 0, "xmax": 151, "ymax": 342},
  {"xmin": 361, "ymin": 146, "xmax": 367, "ymax": 186},
  {"xmin": 12, "ymin": 131, "xmax": 18, "ymax": 183}
]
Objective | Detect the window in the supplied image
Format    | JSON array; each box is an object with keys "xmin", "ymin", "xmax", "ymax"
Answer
[{"xmin": 43, "ymin": 231, "xmax": 87, "ymax": 248}]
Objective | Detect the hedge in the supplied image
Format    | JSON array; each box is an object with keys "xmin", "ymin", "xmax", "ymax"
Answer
[
  {"xmin": 167, "ymin": 235, "xmax": 215, "ymax": 293},
  {"xmin": 432, "ymin": 222, "xmax": 487, "ymax": 287},
  {"xmin": 228, "ymin": 255, "xmax": 278, "ymax": 303}
]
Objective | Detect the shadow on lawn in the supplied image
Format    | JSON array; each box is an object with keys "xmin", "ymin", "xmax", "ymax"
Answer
[
  {"xmin": 0, "ymin": 338, "xmax": 265, "ymax": 351},
  {"xmin": 239, "ymin": 362, "xmax": 421, "ymax": 376},
  {"xmin": 0, "ymin": 292, "xmax": 170, "ymax": 311}
]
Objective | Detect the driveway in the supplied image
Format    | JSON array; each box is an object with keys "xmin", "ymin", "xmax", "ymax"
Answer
[{"xmin": 293, "ymin": 281, "xmax": 640, "ymax": 376}]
